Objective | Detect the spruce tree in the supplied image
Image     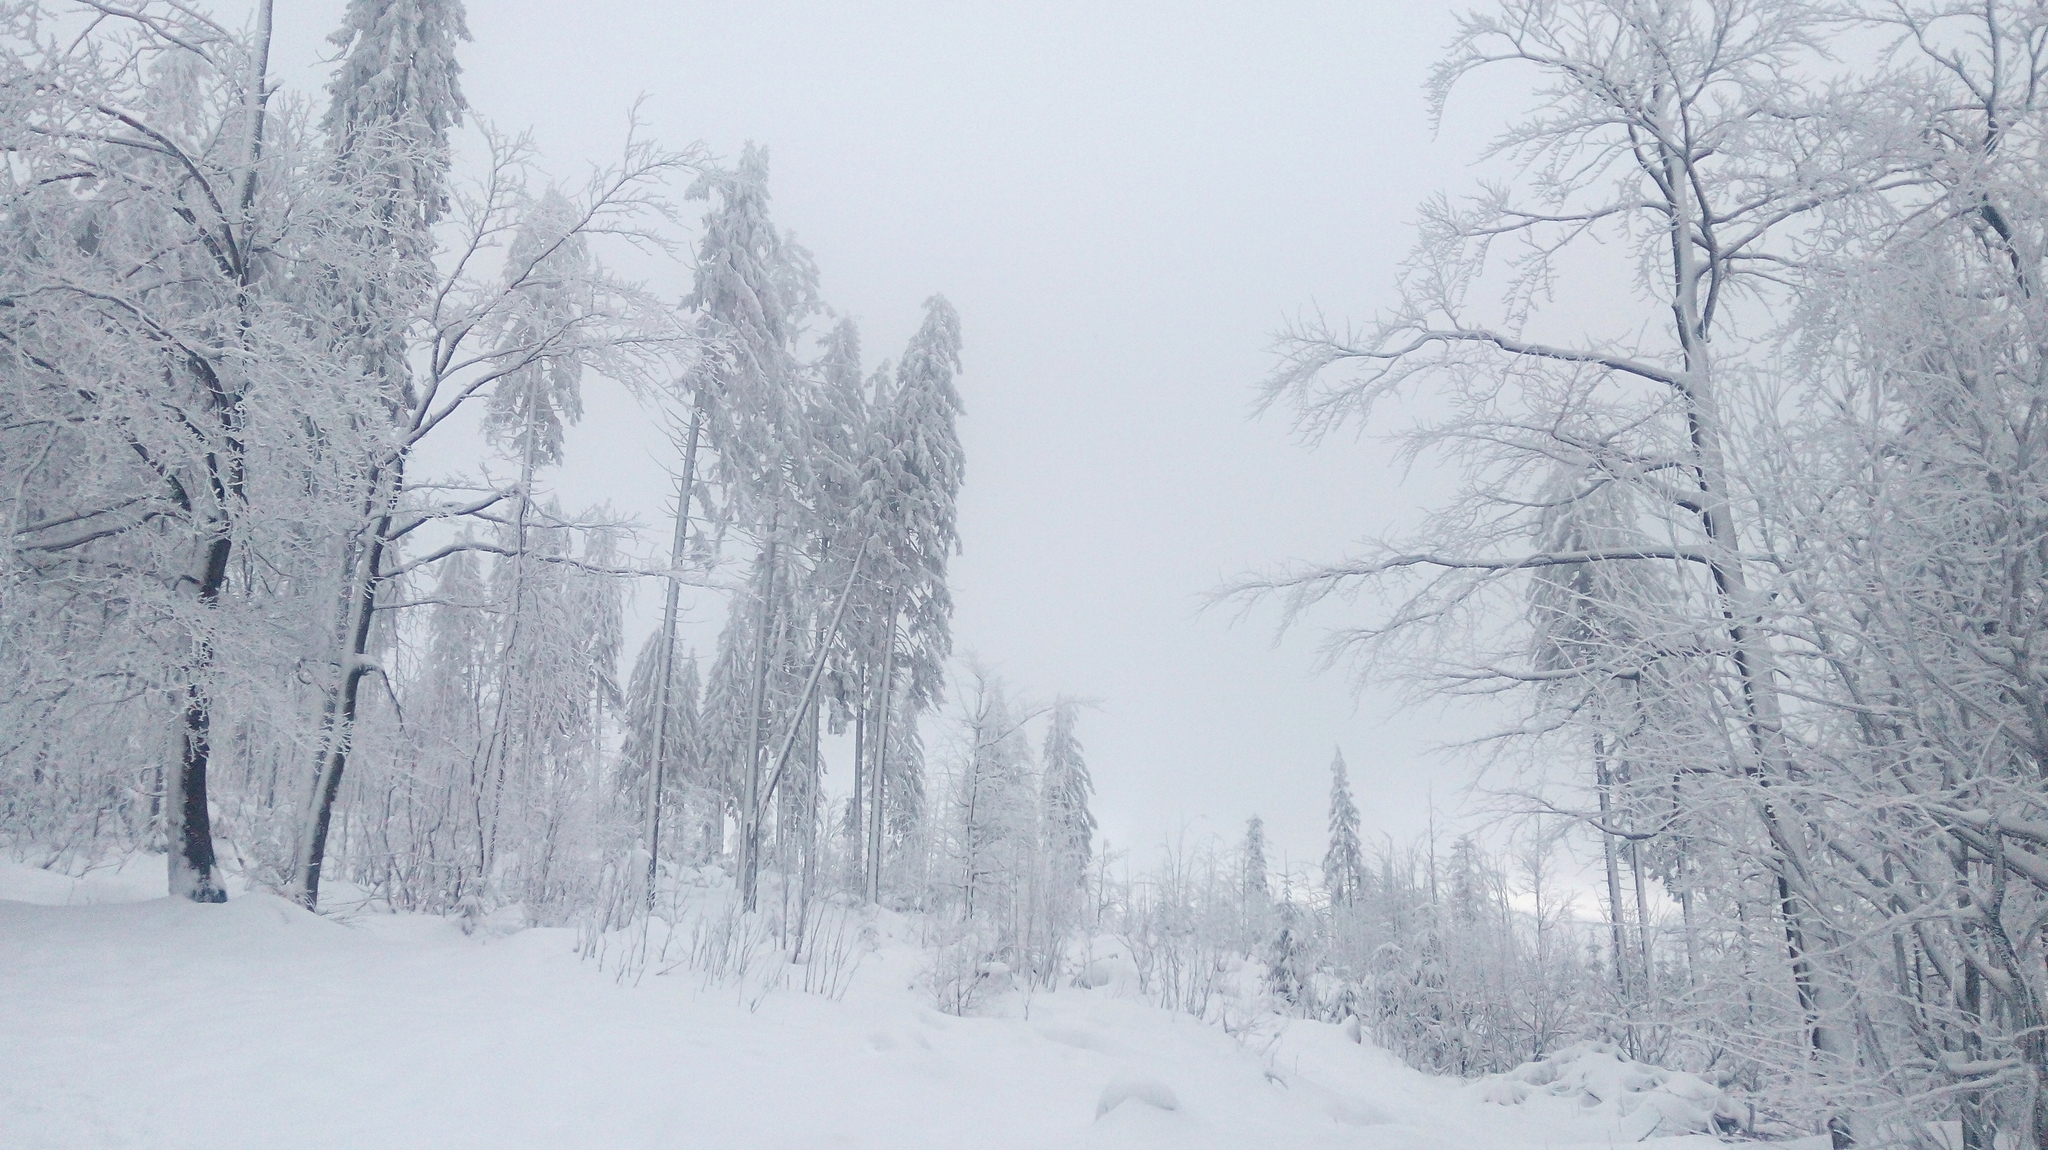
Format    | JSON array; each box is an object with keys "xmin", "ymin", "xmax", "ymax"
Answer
[
  {"xmin": 681, "ymin": 146, "xmax": 820, "ymax": 909},
  {"xmin": 1040, "ymin": 699, "xmax": 1096, "ymax": 886},
  {"xmin": 859, "ymin": 296, "xmax": 965, "ymax": 899},
  {"xmin": 1242, "ymin": 815, "xmax": 1271, "ymax": 904},
  {"xmin": 322, "ymin": 0, "xmax": 469, "ymax": 239},
  {"xmin": 1323, "ymin": 748, "xmax": 1366, "ymax": 908},
  {"xmin": 873, "ymin": 296, "xmax": 966, "ymax": 712}
]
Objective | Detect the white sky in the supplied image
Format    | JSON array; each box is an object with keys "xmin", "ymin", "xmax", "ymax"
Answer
[{"xmin": 270, "ymin": 1, "xmax": 1528, "ymax": 874}]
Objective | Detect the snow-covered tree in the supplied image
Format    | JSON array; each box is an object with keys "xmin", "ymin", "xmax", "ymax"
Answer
[
  {"xmin": 1040, "ymin": 699, "xmax": 1094, "ymax": 889},
  {"xmin": 1323, "ymin": 749, "xmax": 1365, "ymax": 909},
  {"xmin": 0, "ymin": 0, "xmax": 361, "ymax": 902},
  {"xmin": 857, "ymin": 297, "xmax": 965, "ymax": 900},
  {"xmin": 1242, "ymin": 816, "xmax": 1270, "ymax": 904}
]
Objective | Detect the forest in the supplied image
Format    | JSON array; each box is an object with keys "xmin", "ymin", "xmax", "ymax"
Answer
[{"xmin": 9, "ymin": 1, "xmax": 2048, "ymax": 1149}]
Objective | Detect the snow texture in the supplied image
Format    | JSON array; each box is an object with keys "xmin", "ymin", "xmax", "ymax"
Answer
[{"xmin": 0, "ymin": 858, "xmax": 1749, "ymax": 1150}]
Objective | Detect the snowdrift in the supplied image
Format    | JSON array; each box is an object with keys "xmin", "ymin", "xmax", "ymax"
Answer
[{"xmin": 1476, "ymin": 1040, "xmax": 1742, "ymax": 1141}]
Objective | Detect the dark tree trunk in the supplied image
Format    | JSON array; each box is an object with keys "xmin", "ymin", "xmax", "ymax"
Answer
[
  {"xmin": 294, "ymin": 458, "xmax": 401, "ymax": 911},
  {"xmin": 168, "ymin": 531, "xmax": 232, "ymax": 903}
]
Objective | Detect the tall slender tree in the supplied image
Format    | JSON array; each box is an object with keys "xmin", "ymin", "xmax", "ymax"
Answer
[
  {"xmin": 1242, "ymin": 816, "xmax": 1271, "ymax": 904},
  {"xmin": 1040, "ymin": 699, "xmax": 1095, "ymax": 889},
  {"xmin": 294, "ymin": 0, "xmax": 469, "ymax": 910},
  {"xmin": 1324, "ymin": 749, "xmax": 1365, "ymax": 909},
  {"xmin": 861, "ymin": 297, "xmax": 965, "ymax": 900}
]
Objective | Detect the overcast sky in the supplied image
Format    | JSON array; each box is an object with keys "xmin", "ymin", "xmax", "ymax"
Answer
[{"xmin": 272, "ymin": 2, "xmax": 1517, "ymax": 874}]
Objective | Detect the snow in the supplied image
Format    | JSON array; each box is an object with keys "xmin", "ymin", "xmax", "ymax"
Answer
[
  {"xmin": 1475, "ymin": 1041, "xmax": 1742, "ymax": 1140},
  {"xmin": 2, "ymin": 859, "xmax": 1747, "ymax": 1150},
  {"xmin": 1095, "ymin": 1073, "xmax": 1180, "ymax": 1118}
]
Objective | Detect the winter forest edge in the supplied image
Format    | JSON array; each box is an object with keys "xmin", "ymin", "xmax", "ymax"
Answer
[{"xmin": 10, "ymin": 2, "xmax": 2048, "ymax": 1149}]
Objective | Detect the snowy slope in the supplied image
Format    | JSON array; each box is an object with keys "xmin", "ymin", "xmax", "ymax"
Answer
[{"xmin": 1, "ymin": 862, "xmax": 1735, "ymax": 1150}]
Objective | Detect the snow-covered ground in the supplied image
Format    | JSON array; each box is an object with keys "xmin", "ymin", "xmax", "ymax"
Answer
[{"xmin": 1, "ymin": 860, "xmax": 1745, "ymax": 1150}]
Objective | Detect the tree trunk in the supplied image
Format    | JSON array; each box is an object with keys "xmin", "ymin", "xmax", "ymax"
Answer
[
  {"xmin": 800, "ymin": 696, "xmax": 819, "ymax": 927},
  {"xmin": 1629, "ymin": 830, "xmax": 1653, "ymax": 992},
  {"xmin": 739, "ymin": 524, "xmax": 780, "ymax": 912},
  {"xmin": 848, "ymin": 683, "xmax": 865, "ymax": 877},
  {"xmin": 867, "ymin": 588, "xmax": 900, "ymax": 904},
  {"xmin": 293, "ymin": 455, "xmax": 402, "ymax": 911},
  {"xmin": 1595, "ymin": 746, "xmax": 1630, "ymax": 1004},
  {"xmin": 645, "ymin": 399, "xmax": 704, "ymax": 909},
  {"xmin": 167, "ymin": 543, "xmax": 230, "ymax": 904},
  {"xmin": 1662, "ymin": 139, "xmax": 1855, "ymax": 1138},
  {"xmin": 1678, "ymin": 868, "xmax": 1699, "ymax": 988}
]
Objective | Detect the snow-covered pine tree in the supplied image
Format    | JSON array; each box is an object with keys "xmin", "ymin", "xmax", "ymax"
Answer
[
  {"xmin": 622, "ymin": 635, "xmax": 701, "ymax": 868},
  {"xmin": 773, "ymin": 315, "xmax": 872, "ymax": 904},
  {"xmin": 809, "ymin": 317, "xmax": 876, "ymax": 872},
  {"xmin": 1323, "ymin": 749, "xmax": 1365, "ymax": 909},
  {"xmin": 948, "ymin": 673, "xmax": 1033, "ymax": 926},
  {"xmin": 841, "ymin": 362, "xmax": 893, "ymax": 880},
  {"xmin": 481, "ymin": 189, "xmax": 591, "ymax": 472},
  {"xmin": 1243, "ymin": 816, "xmax": 1271, "ymax": 904},
  {"xmin": 463, "ymin": 190, "xmax": 603, "ymax": 914},
  {"xmin": 679, "ymin": 146, "xmax": 825, "ymax": 911},
  {"xmin": 860, "ymin": 297, "xmax": 965, "ymax": 901},
  {"xmin": 1040, "ymin": 700, "xmax": 1095, "ymax": 890},
  {"xmin": 682, "ymin": 144, "xmax": 818, "ymax": 528},
  {"xmin": 882, "ymin": 685, "xmax": 927, "ymax": 875},
  {"xmin": 322, "ymin": 0, "xmax": 469, "ymax": 243},
  {"xmin": 873, "ymin": 297, "xmax": 966, "ymax": 714}
]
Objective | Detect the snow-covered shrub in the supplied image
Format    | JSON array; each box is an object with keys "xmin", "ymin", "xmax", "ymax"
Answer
[
  {"xmin": 792, "ymin": 901, "xmax": 865, "ymax": 1000},
  {"xmin": 1070, "ymin": 934, "xmax": 1140, "ymax": 993},
  {"xmin": 918, "ymin": 919, "xmax": 1004, "ymax": 1016}
]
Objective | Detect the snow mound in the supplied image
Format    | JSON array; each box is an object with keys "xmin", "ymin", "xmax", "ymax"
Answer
[
  {"xmin": 0, "ymin": 854, "xmax": 173, "ymax": 905},
  {"xmin": 1475, "ymin": 1041, "xmax": 1737, "ymax": 1139},
  {"xmin": 1038, "ymin": 1022, "xmax": 1132, "ymax": 1056},
  {"xmin": 1273, "ymin": 1070, "xmax": 1396, "ymax": 1127},
  {"xmin": 1073, "ymin": 936, "xmax": 1139, "ymax": 992},
  {"xmin": 1096, "ymin": 1073, "xmax": 1180, "ymax": 1118}
]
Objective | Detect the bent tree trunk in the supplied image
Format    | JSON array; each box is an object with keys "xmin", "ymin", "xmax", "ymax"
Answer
[{"xmin": 646, "ymin": 399, "xmax": 704, "ymax": 909}]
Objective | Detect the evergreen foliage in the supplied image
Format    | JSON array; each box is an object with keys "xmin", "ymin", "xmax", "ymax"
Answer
[{"xmin": 1322, "ymin": 749, "xmax": 1365, "ymax": 909}]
